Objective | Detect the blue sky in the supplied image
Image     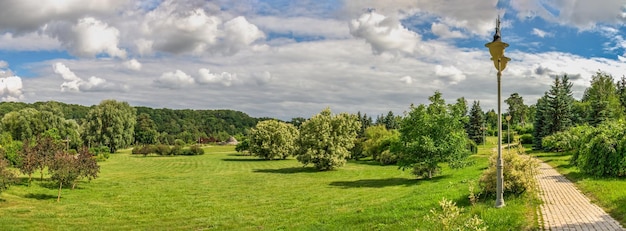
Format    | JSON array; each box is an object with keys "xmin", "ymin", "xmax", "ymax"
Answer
[{"xmin": 0, "ymin": 0, "xmax": 625, "ymax": 119}]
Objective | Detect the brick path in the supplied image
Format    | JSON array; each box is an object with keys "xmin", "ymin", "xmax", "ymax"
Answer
[{"xmin": 537, "ymin": 161, "xmax": 625, "ymax": 231}]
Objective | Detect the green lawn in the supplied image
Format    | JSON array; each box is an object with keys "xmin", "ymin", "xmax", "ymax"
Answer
[
  {"xmin": 531, "ymin": 148, "xmax": 626, "ymax": 227},
  {"xmin": 0, "ymin": 144, "xmax": 536, "ymax": 230}
]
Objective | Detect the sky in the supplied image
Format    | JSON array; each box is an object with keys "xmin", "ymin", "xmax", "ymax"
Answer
[{"xmin": 0, "ymin": 0, "xmax": 626, "ymax": 120}]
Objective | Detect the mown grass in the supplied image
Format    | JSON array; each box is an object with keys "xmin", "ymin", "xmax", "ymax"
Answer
[
  {"xmin": 0, "ymin": 142, "xmax": 537, "ymax": 230},
  {"xmin": 530, "ymin": 148, "xmax": 626, "ymax": 227}
]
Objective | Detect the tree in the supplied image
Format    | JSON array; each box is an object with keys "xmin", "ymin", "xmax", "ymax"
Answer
[
  {"xmin": 49, "ymin": 151, "xmax": 78, "ymax": 202},
  {"xmin": 533, "ymin": 94, "xmax": 549, "ymax": 149},
  {"xmin": 296, "ymin": 108, "xmax": 361, "ymax": 170},
  {"xmin": 394, "ymin": 91, "xmax": 471, "ymax": 178},
  {"xmin": 377, "ymin": 111, "xmax": 400, "ymax": 130},
  {"xmin": 249, "ymin": 120, "xmax": 299, "ymax": 160},
  {"xmin": 505, "ymin": 93, "xmax": 527, "ymax": 126},
  {"xmin": 484, "ymin": 109, "xmax": 497, "ymax": 135},
  {"xmin": 72, "ymin": 147, "xmax": 100, "ymax": 189},
  {"xmin": 467, "ymin": 101, "xmax": 485, "ymax": 144},
  {"xmin": 0, "ymin": 149, "xmax": 17, "ymax": 195},
  {"xmin": 84, "ymin": 100, "xmax": 136, "ymax": 153},
  {"xmin": 582, "ymin": 71, "xmax": 621, "ymax": 125},
  {"xmin": 134, "ymin": 113, "xmax": 158, "ymax": 145},
  {"xmin": 362, "ymin": 125, "xmax": 399, "ymax": 165}
]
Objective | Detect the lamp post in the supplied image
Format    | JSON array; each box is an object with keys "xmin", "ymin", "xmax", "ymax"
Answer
[
  {"xmin": 506, "ymin": 115, "xmax": 512, "ymax": 153},
  {"xmin": 485, "ymin": 16, "xmax": 510, "ymax": 208}
]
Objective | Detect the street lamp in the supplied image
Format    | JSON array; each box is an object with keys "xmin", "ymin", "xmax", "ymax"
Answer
[
  {"xmin": 485, "ymin": 16, "xmax": 510, "ymax": 208},
  {"xmin": 506, "ymin": 115, "xmax": 512, "ymax": 153}
]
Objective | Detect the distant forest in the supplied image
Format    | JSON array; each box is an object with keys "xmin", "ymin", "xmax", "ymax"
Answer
[{"xmin": 0, "ymin": 101, "xmax": 260, "ymax": 144}]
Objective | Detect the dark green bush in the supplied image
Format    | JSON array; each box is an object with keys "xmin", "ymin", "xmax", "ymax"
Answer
[
  {"xmin": 188, "ymin": 145, "xmax": 204, "ymax": 155},
  {"xmin": 170, "ymin": 145, "xmax": 183, "ymax": 156},
  {"xmin": 377, "ymin": 150, "xmax": 397, "ymax": 165},
  {"xmin": 519, "ymin": 134, "xmax": 533, "ymax": 145},
  {"xmin": 154, "ymin": 145, "xmax": 171, "ymax": 156}
]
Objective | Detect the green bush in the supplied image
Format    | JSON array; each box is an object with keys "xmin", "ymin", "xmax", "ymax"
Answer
[
  {"xmin": 574, "ymin": 121, "xmax": 626, "ymax": 177},
  {"xmin": 426, "ymin": 198, "xmax": 487, "ymax": 231},
  {"xmin": 377, "ymin": 150, "xmax": 397, "ymax": 165},
  {"xmin": 480, "ymin": 144, "xmax": 539, "ymax": 196},
  {"xmin": 185, "ymin": 145, "xmax": 205, "ymax": 155},
  {"xmin": 154, "ymin": 145, "xmax": 171, "ymax": 156},
  {"xmin": 501, "ymin": 131, "xmax": 516, "ymax": 144},
  {"xmin": 514, "ymin": 125, "xmax": 533, "ymax": 135},
  {"xmin": 170, "ymin": 145, "xmax": 183, "ymax": 156},
  {"xmin": 519, "ymin": 134, "xmax": 533, "ymax": 145},
  {"xmin": 174, "ymin": 139, "xmax": 186, "ymax": 146}
]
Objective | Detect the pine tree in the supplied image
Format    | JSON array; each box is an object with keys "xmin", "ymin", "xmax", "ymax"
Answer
[
  {"xmin": 467, "ymin": 101, "xmax": 485, "ymax": 144},
  {"xmin": 533, "ymin": 94, "xmax": 549, "ymax": 149},
  {"xmin": 583, "ymin": 71, "xmax": 621, "ymax": 125}
]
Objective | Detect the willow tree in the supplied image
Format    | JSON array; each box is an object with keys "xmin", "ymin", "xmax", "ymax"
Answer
[
  {"xmin": 83, "ymin": 100, "xmax": 136, "ymax": 153},
  {"xmin": 296, "ymin": 108, "xmax": 360, "ymax": 171}
]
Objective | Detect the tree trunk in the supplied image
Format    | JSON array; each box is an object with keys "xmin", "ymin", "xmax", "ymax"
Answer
[
  {"xmin": 72, "ymin": 181, "xmax": 77, "ymax": 190},
  {"xmin": 28, "ymin": 173, "xmax": 32, "ymax": 186},
  {"xmin": 57, "ymin": 182, "xmax": 62, "ymax": 202},
  {"xmin": 428, "ymin": 169, "xmax": 432, "ymax": 179}
]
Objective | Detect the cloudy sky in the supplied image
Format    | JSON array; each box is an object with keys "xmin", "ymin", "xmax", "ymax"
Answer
[{"xmin": 1, "ymin": 0, "xmax": 626, "ymax": 120}]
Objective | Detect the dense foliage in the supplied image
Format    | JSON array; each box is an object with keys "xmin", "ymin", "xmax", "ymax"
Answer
[
  {"xmin": 362, "ymin": 125, "xmax": 399, "ymax": 165},
  {"xmin": 467, "ymin": 100, "xmax": 485, "ymax": 145},
  {"xmin": 83, "ymin": 100, "xmax": 136, "ymax": 153},
  {"xmin": 296, "ymin": 108, "xmax": 360, "ymax": 171},
  {"xmin": 394, "ymin": 91, "xmax": 471, "ymax": 179},
  {"xmin": 249, "ymin": 120, "xmax": 299, "ymax": 160},
  {"xmin": 533, "ymin": 75, "xmax": 574, "ymax": 149},
  {"xmin": 480, "ymin": 144, "xmax": 539, "ymax": 196}
]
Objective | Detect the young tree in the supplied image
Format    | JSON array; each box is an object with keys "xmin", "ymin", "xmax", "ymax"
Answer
[
  {"xmin": 0, "ymin": 150, "xmax": 17, "ymax": 195},
  {"xmin": 49, "ymin": 151, "xmax": 78, "ymax": 202},
  {"xmin": 72, "ymin": 147, "xmax": 100, "ymax": 189},
  {"xmin": 533, "ymin": 94, "xmax": 550, "ymax": 149},
  {"xmin": 467, "ymin": 101, "xmax": 485, "ymax": 144},
  {"xmin": 84, "ymin": 100, "xmax": 137, "ymax": 153},
  {"xmin": 296, "ymin": 108, "xmax": 360, "ymax": 170},
  {"xmin": 395, "ymin": 91, "xmax": 471, "ymax": 179},
  {"xmin": 249, "ymin": 120, "xmax": 299, "ymax": 160}
]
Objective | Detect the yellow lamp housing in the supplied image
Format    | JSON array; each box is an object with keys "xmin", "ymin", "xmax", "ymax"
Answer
[{"xmin": 485, "ymin": 40, "xmax": 510, "ymax": 71}]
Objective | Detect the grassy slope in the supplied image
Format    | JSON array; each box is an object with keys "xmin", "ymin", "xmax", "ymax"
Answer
[
  {"xmin": 0, "ymin": 143, "xmax": 536, "ymax": 230},
  {"xmin": 531, "ymin": 148, "xmax": 626, "ymax": 226}
]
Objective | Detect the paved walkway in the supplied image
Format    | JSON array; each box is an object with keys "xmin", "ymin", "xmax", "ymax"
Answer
[{"xmin": 537, "ymin": 161, "xmax": 625, "ymax": 231}]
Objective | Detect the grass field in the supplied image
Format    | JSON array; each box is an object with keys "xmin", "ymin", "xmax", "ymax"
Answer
[
  {"xmin": 531, "ymin": 148, "xmax": 626, "ymax": 227},
  {"xmin": 0, "ymin": 142, "xmax": 537, "ymax": 230}
]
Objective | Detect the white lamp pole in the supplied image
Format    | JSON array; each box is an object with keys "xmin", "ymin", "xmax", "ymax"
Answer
[{"xmin": 485, "ymin": 16, "xmax": 510, "ymax": 208}]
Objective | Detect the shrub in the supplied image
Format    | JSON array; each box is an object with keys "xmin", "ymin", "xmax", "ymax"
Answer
[
  {"xmin": 170, "ymin": 145, "xmax": 183, "ymax": 156},
  {"xmin": 501, "ymin": 131, "xmax": 516, "ymax": 144},
  {"xmin": 154, "ymin": 145, "xmax": 171, "ymax": 156},
  {"xmin": 377, "ymin": 150, "xmax": 397, "ymax": 165},
  {"xmin": 188, "ymin": 145, "xmax": 205, "ymax": 155},
  {"xmin": 514, "ymin": 125, "xmax": 533, "ymax": 135},
  {"xmin": 132, "ymin": 145, "xmax": 156, "ymax": 156},
  {"xmin": 480, "ymin": 144, "xmax": 539, "ymax": 196},
  {"xmin": 519, "ymin": 134, "xmax": 533, "ymax": 145},
  {"xmin": 174, "ymin": 139, "xmax": 185, "ymax": 146},
  {"xmin": 426, "ymin": 198, "xmax": 487, "ymax": 231},
  {"xmin": 90, "ymin": 146, "xmax": 110, "ymax": 161}
]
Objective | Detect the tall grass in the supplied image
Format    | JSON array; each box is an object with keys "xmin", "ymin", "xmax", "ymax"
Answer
[{"xmin": 0, "ymin": 142, "xmax": 536, "ymax": 230}]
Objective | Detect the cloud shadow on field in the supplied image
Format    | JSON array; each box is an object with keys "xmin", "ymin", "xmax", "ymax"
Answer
[
  {"xmin": 24, "ymin": 193, "xmax": 57, "ymax": 200},
  {"xmin": 329, "ymin": 176, "xmax": 449, "ymax": 189},
  {"xmin": 253, "ymin": 167, "xmax": 319, "ymax": 174}
]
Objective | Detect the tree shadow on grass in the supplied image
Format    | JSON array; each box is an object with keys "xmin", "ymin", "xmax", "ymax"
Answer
[
  {"xmin": 254, "ymin": 167, "xmax": 319, "ymax": 174},
  {"xmin": 222, "ymin": 158, "xmax": 284, "ymax": 162},
  {"xmin": 23, "ymin": 193, "xmax": 57, "ymax": 200},
  {"xmin": 329, "ymin": 175, "xmax": 450, "ymax": 189}
]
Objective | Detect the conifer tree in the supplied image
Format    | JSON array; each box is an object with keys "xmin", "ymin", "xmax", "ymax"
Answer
[{"xmin": 467, "ymin": 101, "xmax": 485, "ymax": 144}]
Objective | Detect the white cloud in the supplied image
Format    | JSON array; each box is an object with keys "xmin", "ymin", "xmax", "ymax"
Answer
[
  {"xmin": 251, "ymin": 16, "xmax": 350, "ymax": 40},
  {"xmin": 197, "ymin": 68, "xmax": 237, "ymax": 86},
  {"xmin": 0, "ymin": 0, "xmax": 128, "ymax": 33},
  {"xmin": 0, "ymin": 32, "xmax": 61, "ymax": 51},
  {"xmin": 434, "ymin": 65, "xmax": 466, "ymax": 84},
  {"xmin": 0, "ymin": 76, "xmax": 23, "ymax": 101},
  {"xmin": 154, "ymin": 70, "xmax": 195, "ymax": 89},
  {"xmin": 400, "ymin": 76, "xmax": 414, "ymax": 84},
  {"xmin": 53, "ymin": 62, "xmax": 126, "ymax": 92},
  {"xmin": 511, "ymin": 0, "xmax": 626, "ymax": 29},
  {"xmin": 50, "ymin": 17, "xmax": 126, "ymax": 58},
  {"xmin": 349, "ymin": 11, "xmax": 421, "ymax": 55},
  {"xmin": 0, "ymin": 60, "xmax": 7, "ymax": 68},
  {"xmin": 531, "ymin": 28, "xmax": 552, "ymax": 38},
  {"xmin": 138, "ymin": 1, "xmax": 264, "ymax": 56},
  {"xmin": 431, "ymin": 22, "xmax": 465, "ymax": 39},
  {"xmin": 123, "ymin": 59, "xmax": 142, "ymax": 71},
  {"xmin": 253, "ymin": 71, "xmax": 272, "ymax": 85}
]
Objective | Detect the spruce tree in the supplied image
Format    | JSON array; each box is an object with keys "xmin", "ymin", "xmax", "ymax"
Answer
[
  {"xmin": 533, "ymin": 94, "xmax": 549, "ymax": 149},
  {"xmin": 467, "ymin": 101, "xmax": 485, "ymax": 144},
  {"xmin": 582, "ymin": 71, "xmax": 621, "ymax": 125}
]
